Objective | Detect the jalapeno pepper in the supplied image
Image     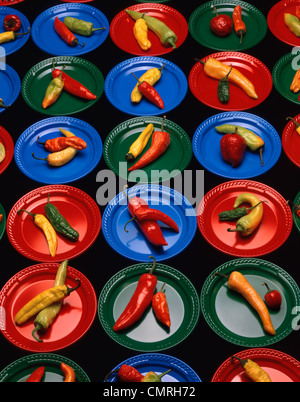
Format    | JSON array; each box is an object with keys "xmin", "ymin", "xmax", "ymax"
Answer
[{"xmin": 3, "ymin": 14, "xmax": 21, "ymax": 32}]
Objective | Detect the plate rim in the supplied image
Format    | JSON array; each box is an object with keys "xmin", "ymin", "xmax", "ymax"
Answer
[{"xmin": 0, "ymin": 63, "xmax": 21, "ymax": 113}]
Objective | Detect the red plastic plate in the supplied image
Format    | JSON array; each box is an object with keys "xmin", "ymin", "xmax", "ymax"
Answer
[
  {"xmin": 189, "ymin": 52, "xmax": 273, "ymax": 111},
  {"xmin": 197, "ymin": 180, "xmax": 293, "ymax": 257},
  {"xmin": 212, "ymin": 348, "xmax": 300, "ymax": 382},
  {"xmin": 0, "ymin": 0, "xmax": 24, "ymax": 5},
  {"xmin": 268, "ymin": 0, "xmax": 300, "ymax": 47},
  {"xmin": 110, "ymin": 3, "xmax": 188, "ymax": 56},
  {"xmin": 7, "ymin": 185, "xmax": 101, "ymax": 262},
  {"xmin": 0, "ymin": 125, "xmax": 14, "ymax": 175},
  {"xmin": 282, "ymin": 114, "xmax": 300, "ymax": 168},
  {"xmin": 0, "ymin": 262, "xmax": 97, "ymax": 352}
]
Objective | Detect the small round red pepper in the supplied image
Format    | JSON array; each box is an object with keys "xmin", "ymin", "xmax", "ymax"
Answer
[
  {"xmin": 262, "ymin": 282, "xmax": 282, "ymax": 310},
  {"xmin": 3, "ymin": 14, "xmax": 21, "ymax": 32}
]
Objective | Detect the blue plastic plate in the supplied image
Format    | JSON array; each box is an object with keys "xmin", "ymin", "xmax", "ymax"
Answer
[
  {"xmin": 0, "ymin": 62, "xmax": 20, "ymax": 113},
  {"xmin": 0, "ymin": 7, "xmax": 30, "ymax": 56},
  {"xmin": 105, "ymin": 353, "xmax": 201, "ymax": 382},
  {"xmin": 102, "ymin": 184, "xmax": 197, "ymax": 262},
  {"xmin": 104, "ymin": 57, "xmax": 188, "ymax": 116},
  {"xmin": 14, "ymin": 116, "xmax": 102, "ymax": 185},
  {"xmin": 31, "ymin": 3, "xmax": 109, "ymax": 56},
  {"xmin": 192, "ymin": 112, "xmax": 281, "ymax": 179}
]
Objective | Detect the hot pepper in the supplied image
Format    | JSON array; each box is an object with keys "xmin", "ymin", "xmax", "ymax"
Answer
[
  {"xmin": 32, "ymin": 260, "xmax": 68, "ymax": 342},
  {"xmin": 131, "ymin": 64, "xmax": 165, "ymax": 103},
  {"xmin": 126, "ymin": 206, "xmax": 179, "ymax": 233},
  {"xmin": 141, "ymin": 370, "xmax": 171, "ymax": 382},
  {"xmin": 232, "ymin": 5, "xmax": 246, "ymax": 44},
  {"xmin": 0, "ymin": 27, "xmax": 30, "ymax": 44},
  {"xmin": 44, "ymin": 194, "xmax": 79, "ymax": 242},
  {"xmin": 37, "ymin": 135, "xmax": 87, "ymax": 152},
  {"xmin": 262, "ymin": 282, "xmax": 282, "ymax": 310},
  {"xmin": 284, "ymin": 13, "xmax": 300, "ymax": 37},
  {"xmin": 133, "ymin": 15, "xmax": 151, "ymax": 51},
  {"xmin": 61, "ymin": 362, "xmax": 76, "ymax": 382},
  {"xmin": 128, "ymin": 116, "xmax": 170, "ymax": 172},
  {"xmin": 3, "ymin": 14, "xmax": 21, "ymax": 32},
  {"xmin": 226, "ymin": 193, "xmax": 264, "ymax": 236},
  {"xmin": 54, "ymin": 17, "xmax": 84, "ymax": 47},
  {"xmin": 152, "ymin": 283, "xmax": 171, "ymax": 328},
  {"xmin": 105, "ymin": 364, "xmax": 171, "ymax": 382},
  {"xmin": 219, "ymin": 201, "xmax": 265, "ymax": 221},
  {"xmin": 131, "ymin": 72, "xmax": 164, "ymax": 109},
  {"xmin": 126, "ymin": 123, "xmax": 154, "ymax": 161},
  {"xmin": 286, "ymin": 116, "xmax": 300, "ymax": 134},
  {"xmin": 14, "ymin": 279, "xmax": 81, "ymax": 325},
  {"xmin": 0, "ymin": 98, "xmax": 10, "ymax": 108},
  {"xmin": 213, "ymin": 271, "xmax": 276, "ymax": 336},
  {"xmin": 17, "ymin": 209, "xmax": 58, "ymax": 257},
  {"xmin": 290, "ymin": 69, "xmax": 300, "ymax": 93},
  {"xmin": 217, "ymin": 64, "xmax": 232, "ymax": 104},
  {"xmin": 42, "ymin": 65, "xmax": 66, "ymax": 109},
  {"xmin": 113, "ymin": 256, "xmax": 158, "ymax": 332},
  {"xmin": 26, "ymin": 367, "xmax": 45, "ymax": 382},
  {"xmin": 0, "ymin": 142, "xmax": 6, "ymax": 163},
  {"xmin": 63, "ymin": 17, "xmax": 105, "ymax": 37},
  {"xmin": 220, "ymin": 131, "xmax": 247, "ymax": 167},
  {"xmin": 52, "ymin": 60, "xmax": 97, "ymax": 100},
  {"xmin": 231, "ymin": 355, "xmax": 272, "ymax": 382}
]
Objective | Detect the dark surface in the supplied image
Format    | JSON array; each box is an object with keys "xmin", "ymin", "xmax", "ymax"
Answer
[{"xmin": 0, "ymin": 0, "xmax": 299, "ymax": 383}]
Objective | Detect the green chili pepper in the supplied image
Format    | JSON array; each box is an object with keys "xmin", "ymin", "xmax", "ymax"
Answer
[
  {"xmin": 219, "ymin": 201, "xmax": 265, "ymax": 221},
  {"xmin": 217, "ymin": 64, "xmax": 232, "ymax": 104},
  {"xmin": 63, "ymin": 17, "xmax": 106, "ymax": 37},
  {"xmin": 44, "ymin": 194, "xmax": 79, "ymax": 242},
  {"xmin": 141, "ymin": 369, "xmax": 171, "ymax": 382},
  {"xmin": 284, "ymin": 13, "xmax": 300, "ymax": 37},
  {"xmin": 32, "ymin": 260, "xmax": 68, "ymax": 342}
]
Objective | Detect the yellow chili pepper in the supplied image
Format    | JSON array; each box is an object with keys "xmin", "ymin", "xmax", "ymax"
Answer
[
  {"xmin": 197, "ymin": 57, "xmax": 258, "ymax": 99},
  {"xmin": 231, "ymin": 355, "xmax": 272, "ymax": 382},
  {"xmin": 125, "ymin": 123, "xmax": 154, "ymax": 161},
  {"xmin": 14, "ymin": 279, "xmax": 81, "ymax": 325},
  {"xmin": 133, "ymin": 17, "xmax": 151, "ymax": 51},
  {"xmin": 131, "ymin": 64, "xmax": 165, "ymax": 103},
  {"xmin": 0, "ymin": 27, "xmax": 30, "ymax": 44},
  {"xmin": 17, "ymin": 209, "xmax": 58, "ymax": 257},
  {"xmin": 286, "ymin": 116, "xmax": 300, "ymax": 135},
  {"xmin": 227, "ymin": 193, "xmax": 264, "ymax": 236}
]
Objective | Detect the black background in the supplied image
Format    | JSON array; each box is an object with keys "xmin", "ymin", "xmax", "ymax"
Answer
[{"xmin": 0, "ymin": 0, "xmax": 299, "ymax": 384}]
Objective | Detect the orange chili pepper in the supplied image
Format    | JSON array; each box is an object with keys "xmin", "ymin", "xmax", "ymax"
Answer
[
  {"xmin": 152, "ymin": 282, "xmax": 171, "ymax": 327},
  {"xmin": 233, "ymin": 5, "xmax": 246, "ymax": 44},
  {"xmin": 61, "ymin": 362, "xmax": 76, "ymax": 382}
]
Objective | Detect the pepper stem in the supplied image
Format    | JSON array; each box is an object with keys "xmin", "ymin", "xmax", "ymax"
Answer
[
  {"xmin": 32, "ymin": 324, "xmax": 43, "ymax": 342},
  {"xmin": 213, "ymin": 272, "xmax": 229, "ymax": 279},
  {"xmin": 92, "ymin": 27, "xmax": 106, "ymax": 32},
  {"xmin": 17, "ymin": 209, "xmax": 35, "ymax": 218},
  {"xmin": 262, "ymin": 282, "xmax": 271, "ymax": 293},
  {"xmin": 158, "ymin": 369, "xmax": 171, "ymax": 379},
  {"xmin": 66, "ymin": 278, "xmax": 81, "ymax": 295},
  {"xmin": 159, "ymin": 282, "xmax": 166, "ymax": 293},
  {"xmin": 131, "ymin": 72, "xmax": 143, "ymax": 86},
  {"xmin": 124, "ymin": 216, "xmax": 136, "ymax": 232},
  {"xmin": 158, "ymin": 63, "xmax": 166, "ymax": 72},
  {"xmin": 149, "ymin": 255, "xmax": 156, "ymax": 275},
  {"xmin": 259, "ymin": 148, "xmax": 264, "ymax": 167},
  {"xmin": 194, "ymin": 58, "xmax": 205, "ymax": 65},
  {"xmin": 104, "ymin": 369, "xmax": 119, "ymax": 382},
  {"xmin": 161, "ymin": 115, "xmax": 166, "ymax": 132},
  {"xmin": 32, "ymin": 153, "xmax": 47, "ymax": 162},
  {"xmin": 0, "ymin": 99, "xmax": 11, "ymax": 108},
  {"xmin": 213, "ymin": 6, "xmax": 219, "ymax": 16},
  {"xmin": 36, "ymin": 136, "xmax": 46, "ymax": 146},
  {"xmin": 15, "ymin": 27, "xmax": 30, "ymax": 37},
  {"xmin": 286, "ymin": 116, "xmax": 300, "ymax": 128},
  {"xmin": 231, "ymin": 355, "xmax": 247, "ymax": 367}
]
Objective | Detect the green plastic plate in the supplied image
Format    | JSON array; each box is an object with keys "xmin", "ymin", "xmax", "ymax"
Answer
[
  {"xmin": 21, "ymin": 56, "xmax": 104, "ymax": 116},
  {"xmin": 0, "ymin": 353, "xmax": 90, "ymax": 382},
  {"xmin": 272, "ymin": 53, "xmax": 300, "ymax": 105},
  {"xmin": 200, "ymin": 258, "xmax": 300, "ymax": 348},
  {"xmin": 0, "ymin": 203, "xmax": 6, "ymax": 241},
  {"xmin": 98, "ymin": 261, "xmax": 200, "ymax": 352},
  {"xmin": 103, "ymin": 116, "xmax": 192, "ymax": 183},
  {"xmin": 293, "ymin": 191, "xmax": 300, "ymax": 233},
  {"xmin": 188, "ymin": 0, "xmax": 267, "ymax": 51}
]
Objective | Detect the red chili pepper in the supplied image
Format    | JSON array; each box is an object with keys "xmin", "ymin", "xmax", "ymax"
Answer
[
  {"xmin": 293, "ymin": 203, "xmax": 300, "ymax": 217},
  {"xmin": 0, "ymin": 214, "xmax": 2, "ymax": 223},
  {"xmin": 296, "ymin": 5, "xmax": 300, "ymax": 19},
  {"xmin": 61, "ymin": 362, "xmax": 76, "ymax": 382},
  {"xmin": 128, "ymin": 116, "xmax": 170, "ymax": 172},
  {"xmin": 134, "ymin": 207, "xmax": 179, "ymax": 233},
  {"xmin": 113, "ymin": 256, "xmax": 158, "ymax": 332},
  {"xmin": 262, "ymin": 282, "xmax": 282, "ymax": 310},
  {"xmin": 37, "ymin": 135, "xmax": 87, "ymax": 152},
  {"xmin": 232, "ymin": 5, "xmax": 246, "ymax": 44},
  {"xmin": 105, "ymin": 364, "xmax": 144, "ymax": 382},
  {"xmin": 26, "ymin": 366, "xmax": 45, "ymax": 382},
  {"xmin": 3, "ymin": 14, "xmax": 21, "ymax": 32},
  {"xmin": 152, "ymin": 282, "xmax": 171, "ymax": 327},
  {"xmin": 131, "ymin": 73, "xmax": 164, "ymax": 109},
  {"xmin": 52, "ymin": 59, "xmax": 96, "ymax": 100},
  {"xmin": 54, "ymin": 17, "xmax": 84, "ymax": 47}
]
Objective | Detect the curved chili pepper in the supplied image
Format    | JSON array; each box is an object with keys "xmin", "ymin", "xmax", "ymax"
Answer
[
  {"xmin": 54, "ymin": 17, "xmax": 84, "ymax": 47},
  {"xmin": 113, "ymin": 256, "xmax": 158, "ymax": 332},
  {"xmin": 37, "ymin": 135, "xmax": 87, "ymax": 152},
  {"xmin": 26, "ymin": 366, "xmax": 45, "ymax": 382},
  {"xmin": 128, "ymin": 116, "xmax": 170, "ymax": 172},
  {"xmin": 233, "ymin": 5, "xmax": 246, "ymax": 44},
  {"xmin": 131, "ymin": 72, "xmax": 164, "ymax": 109},
  {"xmin": 42, "ymin": 65, "xmax": 66, "ymax": 110},
  {"xmin": 105, "ymin": 364, "xmax": 144, "ymax": 382},
  {"xmin": 123, "ymin": 185, "xmax": 169, "ymax": 246},
  {"xmin": 61, "ymin": 362, "xmax": 76, "ymax": 382},
  {"xmin": 152, "ymin": 282, "xmax": 171, "ymax": 327},
  {"xmin": 52, "ymin": 59, "xmax": 96, "ymax": 100},
  {"xmin": 133, "ymin": 207, "xmax": 179, "ymax": 232},
  {"xmin": 0, "ymin": 98, "xmax": 10, "ymax": 108},
  {"xmin": 3, "ymin": 14, "xmax": 21, "ymax": 32}
]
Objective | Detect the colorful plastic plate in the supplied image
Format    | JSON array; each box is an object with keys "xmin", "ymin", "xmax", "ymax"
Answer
[
  {"xmin": 272, "ymin": 53, "xmax": 300, "ymax": 106},
  {"xmin": 110, "ymin": 4, "xmax": 188, "ymax": 56},
  {"xmin": 14, "ymin": 116, "xmax": 102, "ymax": 185},
  {"xmin": 0, "ymin": 7, "xmax": 30, "ymax": 55},
  {"xmin": 197, "ymin": 180, "xmax": 293, "ymax": 257},
  {"xmin": 21, "ymin": 56, "xmax": 104, "ymax": 116},
  {"xmin": 105, "ymin": 353, "xmax": 201, "ymax": 382},
  {"xmin": 189, "ymin": 0, "xmax": 267, "ymax": 51},
  {"xmin": 212, "ymin": 348, "xmax": 300, "ymax": 382},
  {"xmin": 103, "ymin": 116, "xmax": 192, "ymax": 183},
  {"xmin": 282, "ymin": 114, "xmax": 300, "ymax": 167},
  {"xmin": 31, "ymin": 3, "xmax": 109, "ymax": 56},
  {"xmin": 0, "ymin": 202, "xmax": 6, "ymax": 240},
  {"xmin": 0, "ymin": 125, "xmax": 14, "ymax": 175},
  {"xmin": 7, "ymin": 184, "xmax": 101, "ymax": 262},
  {"xmin": 0, "ymin": 63, "xmax": 20, "ymax": 113},
  {"xmin": 192, "ymin": 111, "xmax": 281, "ymax": 179},
  {"xmin": 189, "ymin": 52, "xmax": 273, "ymax": 111},
  {"xmin": 0, "ymin": 353, "xmax": 91, "ymax": 382},
  {"xmin": 201, "ymin": 258, "xmax": 300, "ymax": 348},
  {"xmin": 102, "ymin": 184, "xmax": 197, "ymax": 262},
  {"xmin": 0, "ymin": 262, "xmax": 97, "ymax": 353},
  {"xmin": 98, "ymin": 261, "xmax": 200, "ymax": 352},
  {"xmin": 268, "ymin": 0, "xmax": 300, "ymax": 47},
  {"xmin": 0, "ymin": 0, "xmax": 24, "ymax": 5},
  {"xmin": 292, "ymin": 191, "xmax": 300, "ymax": 233},
  {"xmin": 105, "ymin": 56, "xmax": 188, "ymax": 116},
  {"xmin": 134, "ymin": 1, "xmax": 172, "ymax": 3}
]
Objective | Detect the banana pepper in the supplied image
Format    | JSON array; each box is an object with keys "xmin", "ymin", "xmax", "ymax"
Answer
[
  {"xmin": 284, "ymin": 13, "xmax": 300, "ymax": 37},
  {"xmin": 133, "ymin": 17, "xmax": 151, "ymax": 51},
  {"xmin": 131, "ymin": 64, "xmax": 165, "ymax": 103},
  {"xmin": 231, "ymin": 355, "xmax": 272, "ymax": 382},
  {"xmin": 126, "ymin": 123, "xmax": 154, "ymax": 161}
]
